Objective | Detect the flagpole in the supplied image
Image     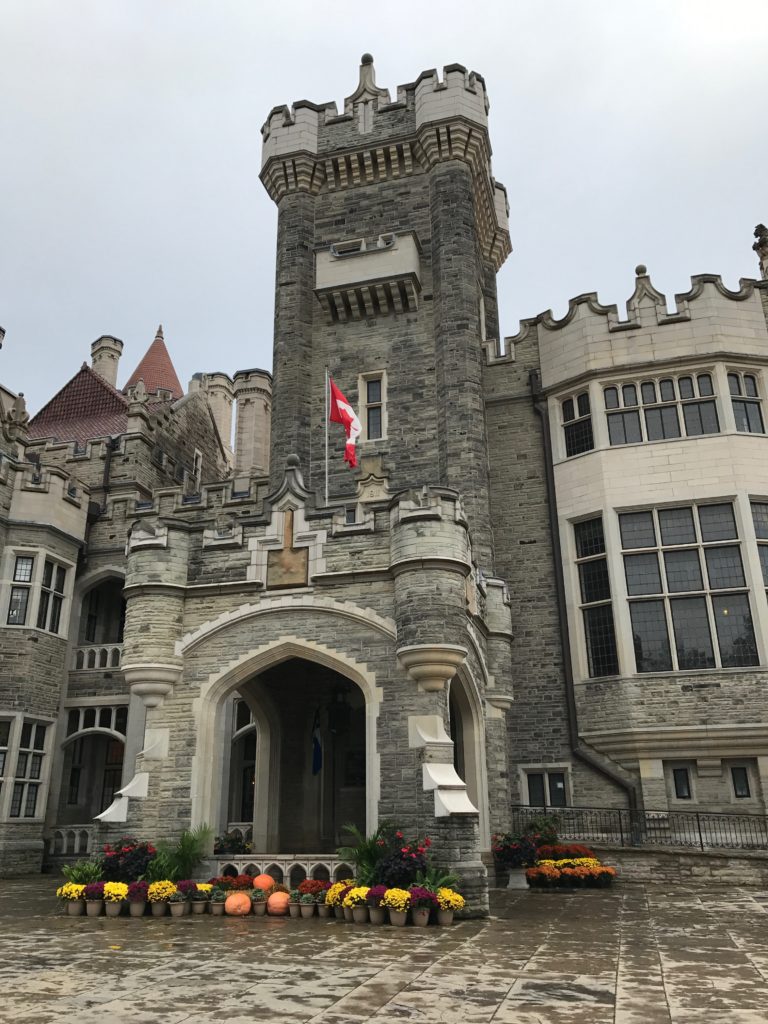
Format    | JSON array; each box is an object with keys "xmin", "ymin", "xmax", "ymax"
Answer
[{"xmin": 324, "ymin": 365, "xmax": 329, "ymax": 506}]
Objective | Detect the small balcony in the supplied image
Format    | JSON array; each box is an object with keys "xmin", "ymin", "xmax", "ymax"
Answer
[
  {"xmin": 315, "ymin": 232, "xmax": 421, "ymax": 320},
  {"xmin": 72, "ymin": 644, "xmax": 123, "ymax": 671}
]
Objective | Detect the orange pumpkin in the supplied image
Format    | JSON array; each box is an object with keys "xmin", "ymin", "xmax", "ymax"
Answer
[
  {"xmin": 252, "ymin": 873, "xmax": 275, "ymax": 893},
  {"xmin": 267, "ymin": 891, "xmax": 290, "ymax": 915},
  {"xmin": 224, "ymin": 892, "xmax": 252, "ymax": 916}
]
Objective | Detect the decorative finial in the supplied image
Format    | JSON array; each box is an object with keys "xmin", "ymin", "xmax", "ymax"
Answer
[
  {"xmin": 155, "ymin": 324, "xmax": 164, "ymax": 340},
  {"xmin": 286, "ymin": 453, "xmax": 300, "ymax": 468},
  {"xmin": 361, "ymin": 53, "xmax": 374, "ymax": 65},
  {"xmin": 635, "ymin": 264, "xmax": 648, "ymax": 277}
]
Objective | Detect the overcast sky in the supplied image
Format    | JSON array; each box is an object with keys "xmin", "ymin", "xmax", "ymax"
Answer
[{"xmin": 2, "ymin": 0, "xmax": 766, "ymax": 414}]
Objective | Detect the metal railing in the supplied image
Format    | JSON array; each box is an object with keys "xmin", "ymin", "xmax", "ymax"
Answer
[{"xmin": 509, "ymin": 804, "xmax": 768, "ymax": 852}]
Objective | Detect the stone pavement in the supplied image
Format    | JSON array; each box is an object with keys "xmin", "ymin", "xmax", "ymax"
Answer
[{"xmin": 1, "ymin": 878, "xmax": 768, "ymax": 1023}]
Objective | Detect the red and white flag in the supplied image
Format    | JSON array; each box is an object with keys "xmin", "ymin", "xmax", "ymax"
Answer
[{"xmin": 328, "ymin": 377, "xmax": 362, "ymax": 469}]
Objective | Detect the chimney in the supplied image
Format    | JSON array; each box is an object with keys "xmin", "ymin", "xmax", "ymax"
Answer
[
  {"xmin": 199, "ymin": 372, "xmax": 235, "ymax": 467},
  {"xmin": 91, "ymin": 335, "xmax": 124, "ymax": 388}
]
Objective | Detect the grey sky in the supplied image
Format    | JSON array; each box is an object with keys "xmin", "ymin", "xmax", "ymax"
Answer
[{"xmin": 2, "ymin": 0, "xmax": 766, "ymax": 414}]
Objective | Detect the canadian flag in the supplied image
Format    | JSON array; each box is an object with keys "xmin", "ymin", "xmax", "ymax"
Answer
[{"xmin": 328, "ymin": 377, "xmax": 362, "ymax": 469}]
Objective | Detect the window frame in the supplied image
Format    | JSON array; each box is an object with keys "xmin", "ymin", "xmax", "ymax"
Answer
[
  {"xmin": 520, "ymin": 765, "xmax": 571, "ymax": 809},
  {"xmin": 2, "ymin": 548, "xmax": 74, "ymax": 637},
  {"xmin": 729, "ymin": 764, "xmax": 753, "ymax": 801},
  {"xmin": 561, "ymin": 390, "xmax": 594, "ymax": 458},
  {"xmin": 573, "ymin": 515, "xmax": 620, "ymax": 678},
  {"xmin": 357, "ymin": 370, "xmax": 388, "ymax": 443},
  {"xmin": 669, "ymin": 764, "xmax": 694, "ymax": 802},
  {"xmin": 0, "ymin": 716, "xmax": 53, "ymax": 822},
  {"xmin": 602, "ymin": 370, "xmax": 720, "ymax": 447},
  {"xmin": 727, "ymin": 370, "xmax": 765, "ymax": 435}
]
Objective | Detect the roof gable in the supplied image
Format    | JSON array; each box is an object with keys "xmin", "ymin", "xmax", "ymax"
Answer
[{"xmin": 28, "ymin": 364, "xmax": 129, "ymax": 444}]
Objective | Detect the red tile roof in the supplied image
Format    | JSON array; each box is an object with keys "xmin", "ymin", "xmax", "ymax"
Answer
[
  {"xmin": 123, "ymin": 325, "xmax": 183, "ymax": 400},
  {"xmin": 28, "ymin": 364, "xmax": 129, "ymax": 445}
]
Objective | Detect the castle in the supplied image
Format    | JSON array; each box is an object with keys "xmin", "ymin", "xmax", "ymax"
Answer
[{"xmin": 2, "ymin": 57, "xmax": 768, "ymax": 908}]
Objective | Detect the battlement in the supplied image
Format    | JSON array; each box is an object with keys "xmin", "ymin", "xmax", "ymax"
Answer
[
  {"xmin": 8, "ymin": 459, "xmax": 89, "ymax": 542},
  {"xmin": 488, "ymin": 267, "xmax": 768, "ymax": 391}
]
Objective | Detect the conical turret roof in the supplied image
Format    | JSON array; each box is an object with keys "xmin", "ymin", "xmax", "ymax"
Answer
[{"xmin": 123, "ymin": 325, "xmax": 183, "ymax": 400}]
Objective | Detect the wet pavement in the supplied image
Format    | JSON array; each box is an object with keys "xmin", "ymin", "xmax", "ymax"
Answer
[{"xmin": 1, "ymin": 877, "xmax": 768, "ymax": 1023}]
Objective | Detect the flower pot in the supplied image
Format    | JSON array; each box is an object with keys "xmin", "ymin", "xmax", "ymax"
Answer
[
  {"xmin": 210, "ymin": 902, "xmax": 225, "ymax": 916},
  {"xmin": 66, "ymin": 900, "xmax": 85, "ymax": 917},
  {"xmin": 436, "ymin": 909, "xmax": 454, "ymax": 927},
  {"xmin": 192, "ymin": 901, "xmax": 207, "ymax": 914},
  {"xmin": 507, "ymin": 868, "xmax": 529, "ymax": 890},
  {"xmin": 412, "ymin": 907, "xmax": 430, "ymax": 927},
  {"xmin": 183, "ymin": 901, "xmax": 191, "ymax": 914},
  {"xmin": 288, "ymin": 903, "xmax": 301, "ymax": 919},
  {"xmin": 300, "ymin": 904, "xmax": 315, "ymax": 919},
  {"xmin": 170, "ymin": 903, "xmax": 186, "ymax": 918},
  {"xmin": 317, "ymin": 904, "xmax": 331, "ymax": 918},
  {"xmin": 104, "ymin": 901, "xmax": 123, "ymax": 918},
  {"xmin": 129, "ymin": 901, "xmax": 146, "ymax": 918},
  {"xmin": 85, "ymin": 900, "xmax": 103, "ymax": 918},
  {"xmin": 252, "ymin": 902, "xmax": 266, "ymax": 917},
  {"xmin": 334, "ymin": 906, "xmax": 344, "ymax": 919},
  {"xmin": 388, "ymin": 909, "xmax": 407, "ymax": 927},
  {"xmin": 352, "ymin": 906, "xmax": 368, "ymax": 924},
  {"xmin": 151, "ymin": 902, "xmax": 168, "ymax": 917},
  {"xmin": 343, "ymin": 906, "xmax": 354, "ymax": 923},
  {"xmin": 368, "ymin": 907, "xmax": 386, "ymax": 925}
]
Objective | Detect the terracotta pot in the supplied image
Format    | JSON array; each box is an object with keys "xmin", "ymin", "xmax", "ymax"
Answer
[
  {"xmin": 436, "ymin": 909, "xmax": 454, "ymax": 926},
  {"xmin": 343, "ymin": 906, "xmax": 354, "ymax": 922},
  {"xmin": 300, "ymin": 903, "xmax": 315, "ymax": 919},
  {"xmin": 210, "ymin": 902, "xmax": 225, "ymax": 915},
  {"xmin": 151, "ymin": 902, "xmax": 168, "ymax": 917},
  {"xmin": 288, "ymin": 903, "xmax": 301, "ymax": 919},
  {"xmin": 368, "ymin": 907, "xmax": 386, "ymax": 925},
  {"xmin": 334, "ymin": 905, "xmax": 344, "ymax": 919},
  {"xmin": 129, "ymin": 901, "xmax": 146, "ymax": 918},
  {"xmin": 412, "ymin": 907, "xmax": 430, "ymax": 927},
  {"xmin": 252, "ymin": 901, "xmax": 267, "ymax": 916},
  {"xmin": 352, "ymin": 906, "xmax": 368, "ymax": 924},
  {"xmin": 66, "ymin": 901, "xmax": 85, "ymax": 917},
  {"xmin": 85, "ymin": 900, "xmax": 103, "ymax": 918},
  {"xmin": 104, "ymin": 901, "xmax": 123, "ymax": 918},
  {"xmin": 170, "ymin": 902, "xmax": 186, "ymax": 918},
  {"xmin": 388, "ymin": 909, "xmax": 407, "ymax": 927},
  {"xmin": 192, "ymin": 901, "xmax": 207, "ymax": 914},
  {"xmin": 317, "ymin": 904, "xmax": 331, "ymax": 918}
]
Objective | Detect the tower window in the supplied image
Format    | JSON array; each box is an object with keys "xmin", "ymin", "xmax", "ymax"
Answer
[
  {"xmin": 574, "ymin": 516, "xmax": 619, "ymax": 677},
  {"xmin": 562, "ymin": 392, "xmax": 594, "ymax": 456},
  {"xmin": 604, "ymin": 372, "xmax": 719, "ymax": 445},
  {"xmin": 359, "ymin": 372, "xmax": 387, "ymax": 442},
  {"xmin": 728, "ymin": 371, "xmax": 765, "ymax": 434}
]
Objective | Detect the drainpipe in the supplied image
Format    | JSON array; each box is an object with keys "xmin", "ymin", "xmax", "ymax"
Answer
[{"xmin": 530, "ymin": 370, "xmax": 638, "ymax": 810}]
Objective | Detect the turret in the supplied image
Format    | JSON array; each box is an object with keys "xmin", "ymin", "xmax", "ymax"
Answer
[{"xmin": 90, "ymin": 334, "xmax": 124, "ymax": 388}]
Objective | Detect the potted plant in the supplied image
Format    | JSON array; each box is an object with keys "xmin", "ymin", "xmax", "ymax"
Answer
[
  {"xmin": 435, "ymin": 887, "xmax": 464, "ymax": 926},
  {"xmin": 408, "ymin": 886, "xmax": 438, "ymax": 927},
  {"xmin": 210, "ymin": 888, "xmax": 227, "ymax": 915},
  {"xmin": 176, "ymin": 879, "xmax": 197, "ymax": 914},
  {"xmin": 190, "ymin": 886, "xmax": 210, "ymax": 914},
  {"xmin": 128, "ymin": 880, "xmax": 149, "ymax": 917},
  {"xmin": 343, "ymin": 886, "xmax": 370, "ymax": 924},
  {"xmin": 299, "ymin": 893, "xmax": 316, "ymax": 919},
  {"xmin": 288, "ymin": 888, "xmax": 302, "ymax": 919},
  {"xmin": 62, "ymin": 857, "xmax": 103, "ymax": 885},
  {"xmin": 250, "ymin": 888, "xmax": 267, "ymax": 917},
  {"xmin": 316, "ymin": 890, "xmax": 331, "ymax": 919},
  {"xmin": 492, "ymin": 832, "xmax": 541, "ymax": 889},
  {"xmin": 147, "ymin": 880, "xmax": 176, "ymax": 916},
  {"xmin": 103, "ymin": 881, "xmax": 128, "ymax": 917},
  {"xmin": 56, "ymin": 882, "xmax": 86, "ymax": 916},
  {"xmin": 168, "ymin": 890, "xmax": 187, "ymax": 918},
  {"xmin": 84, "ymin": 881, "xmax": 105, "ymax": 917},
  {"xmin": 365, "ymin": 885, "xmax": 388, "ymax": 925},
  {"xmin": 325, "ymin": 881, "xmax": 351, "ymax": 920},
  {"xmin": 382, "ymin": 887, "xmax": 410, "ymax": 927}
]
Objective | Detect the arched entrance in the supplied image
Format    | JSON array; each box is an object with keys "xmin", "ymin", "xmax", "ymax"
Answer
[
  {"xmin": 449, "ymin": 670, "xmax": 490, "ymax": 846},
  {"xmin": 57, "ymin": 731, "xmax": 125, "ymax": 825}
]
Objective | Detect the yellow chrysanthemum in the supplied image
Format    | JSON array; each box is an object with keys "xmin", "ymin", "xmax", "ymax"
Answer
[
  {"xmin": 381, "ymin": 888, "xmax": 411, "ymax": 912},
  {"xmin": 196, "ymin": 883, "xmax": 213, "ymax": 892},
  {"xmin": 436, "ymin": 887, "xmax": 465, "ymax": 911},
  {"xmin": 103, "ymin": 882, "xmax": 129, "ymax": 902},
  {"xmin": 342, "ymin": 886, "xmax": 370, "ymax": 908},
  {"xmin": 147, "ymin": 880, "xmax": 177, "ymax": 902},
  {"xmin": 56, "ymin": 882, "xmax": 85, "ymax": 901}
]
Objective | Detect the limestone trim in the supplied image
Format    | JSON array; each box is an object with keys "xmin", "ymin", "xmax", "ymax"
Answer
[
  {"xmin": 397, "ymin": 643, "xmax": 468, "ymax": 692},
  {"xmin": 122, "ymin": 664, "xmax": 182, "ymax": 708},
  {"xmin": 190, "ymin": 636, "xmax": 384, "ymax": 840},
  {"xmin": 390, "ymin": 556, "xmax": 471, "ymax": 578},
  {"xmin": 177, "ymin": 594, "xmax": 396, "ymax": 655},
  {"xmin": 582, "ymin": 723, "xmax": 768, "ymax": 760}
]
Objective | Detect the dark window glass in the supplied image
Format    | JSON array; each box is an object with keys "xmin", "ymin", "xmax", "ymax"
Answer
[
  {"xmin": 673, "ymin": 767, "xmax": 691, "ymax": 799},
  {"xmin": 664, "ymin": 550, "xmax": 703, "ymax": 592},
  {"xmin": 641, "ymin": 381, "xmax": 657, "ymax": 404},
  {"xmin": 527, "ymin": 773, "xmax": 545, "ymax": 806},
  {"xmin": 33, "ymin": 725, "xmax": 45, "ymax": 751},
  {"xmin": 24, "ymin": 784, "xmax": 38, "ymax": 817},
  {"xmin": 607, "ymin": 410, "xmax": 642, "ymax": 445},
  {"xmin": 583, "ymin": 605, "xmax": 619, "ymax": 677},
  {"xmin": 0, "ymin": 751, "xmax": 5, "ymax": 776},
  {"xmin": 624, "ymin": 553, "xmax": 662, "ymax": 595},
  {"xmin": 758, "ymin": 545, "xmax": 768, "ymax": 586},
  {"xmin": 711, "ymin": 594, "xmax": 758, "ymax": 667},
  {"xmin": 630, "ymin": 600, "xmax": 672, "ymax": 672},
  {"xmin": 678, "ymin": 376, "xmax": 694, "ymax": 399},
  {"xmin": 705, "ymin": 547, "xmax": 745, "ymax": 589},
  {"xmin": 7, "ymin": 587, "xmax": 29, "ymax": 626},
  {"xmin": 29, "ymin": 754, "xmax": 42, "ymax": 780},
  {"xmin": 114, "ymin": 706, "xmax": 128, "ymax": 734},
  {"xmin": 575, "ymin": 518, "xmax": 605, "ymax": 558},
  {"xmin": 83, "ymin": 708, "xmax": 96, "ymax": 729},
  {"xmin": 683, "ymin": 400, "xmax": 719, "ymax": 436},
  {"xmin": 727, "ymin": 373, "xmax": 741, "ymax": 396},
  {"xmin": 577, "ymin": 392, "xmax": 591, "ymax": 417},
  {"xmin": 619, "ymin": 511, "xmax": 656, "ymax": 549},
  {"xmin": 670, "ymin": 597, "xmax": 715, "ymax": 669},
  {"xmin": 345, "ymin": 507, "xmax": 356, "ymax": 525},
  {"xmin": 13, "ymin": 556, "xmax": 34, "ymax": 583},
  {"xmin": 731, "ymin": 766, "xmax": 751, "ymax": 798},
  {"xmin": 48, "ymin": 595, "xmax": 63, "ymax": 634},
  {"xmin": 658, "ymin": 507, "xmax": 696, "ymax": 546},
  {"xmin": 579, "ymin": 559, "xmax": 611, "ymax": 603},
  {"xmin": 235, "ymin": 699, "xmax": 251, "ymax": 732},
  {"xmin": 548, "ymin": 772, "xmax": 567, "ymax": 807},
  {"xmin": 367, "ymin": 406, "xmax": 382, "ymax": 440},
  {"xmin": 752, "ymin": 502, "xmax": 768, "ymax": 540},
  {"xmin": 564, "ymin": 418, "xmax": 594, "ymax": 456},
  {"xmin": 744, "ymin": 375, "xmax": 758, "ymax": 398},
  {"xmin": 68, "ymin": 765, "xmax": 81, "ymax": 805},
  {"xmin": 562, "ymin": 398, "xmax": 574, "ymax": 422},
  {"xmin": 99, "ymin": 707, "xmax": 112, "ymax": 729},
  {"xmin": 603, "ymin": 387, "xmax": 619, "ymax": 410},
  {"xmin": 367, "ymin": 379, "xmax": 381, "ymax": 404},
  {"xmin": 9, "ymin": 782, "xmax": 24, "ymax": 817},
  {"xmin": 659, "ymin": 379, "xmax": 675, "ymax": 402},
  {"xmin": 733, "ymin": 400, "xmax": 764, "ymax": 434},
  {"xmin": 54, "ymin": 566, "xmax": 66, "ymax": 594},
  {"xmin": 16, "ymin": 752, "xmax": 28, "ymax": 777},
  {"xmin": 66, "ymin": 710, "xmax": 79, "ymax": 736},
  {"xmin": 622, "ymin": 384, "xmax": 638, "ymax": 407},
  {"xmin": 697, "ymin": 374, "xmax": 714, "ymax": 397},
  {"xmin": 42, "ymin": 560, "xmax": 53, "ymax": 589},
  {"xmin": 698, "ymin": 504, "xmax": 737, "ymax": 542},
  {"xmin": 36, "ymin": 590, "xmax": 50, "ymax": 630},
  {"xmin": 0, "ymin": 721, "xmax": 10, "ymax": 747},
  {"xmin": 20, "ymin": 723, "xmax": 31, "ymax": 748},
  {"xmin": 644, "ymin": 406, "xmax": 681, "ymax": 441}
]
